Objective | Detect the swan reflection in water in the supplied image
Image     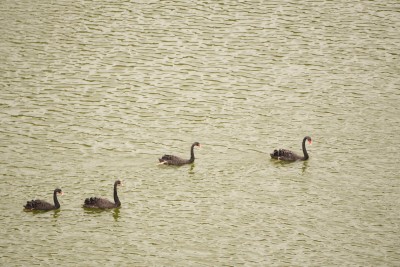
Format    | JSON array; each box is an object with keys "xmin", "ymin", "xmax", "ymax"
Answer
[
  {"xmin": 83, "ymin": 205, "xmax": 121, "ymax": 222},
  {"xmin": 52, "ymin": 209, "xmax": 61, "ymax": 219},
  {"xmin": 113, "ymin": 208, "xmax": 120, "ymax": 221},
  {"xmin": 189, "ymin": 163, "xmax": 196, "ymax": 175},
  {"xmin": 302, "ymin": 160, "xmax": 309, "ymax": 174}
]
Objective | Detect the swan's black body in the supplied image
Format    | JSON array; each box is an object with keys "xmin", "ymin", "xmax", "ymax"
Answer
[
  {"xmin": 159, "ymin": 142, "xmax": 201, "ymax": 166},
  {"xmin": 24, "ymin": 189, "xmax": 63, "ymax": 211},
  {"xmin": 270, "ymin": 136, "xmax": 312, "ymax": 161},
  {"xmin": 83, "ymin": 180, "xmax": 122, "ymax": 209}
]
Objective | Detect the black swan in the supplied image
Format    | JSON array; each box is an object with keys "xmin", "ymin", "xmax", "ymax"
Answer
[
  {"xmin": 270, "ymin": 136, "xmax": 312, "ymax": 161},
  {"xmin": 83, "ymin": 180, "xmax": 122, "ymax": 209},
  {"xmin": 159, "ymin": 142, "xmax": 201, "ymax": 166},
  {"xmin": 24, "ymin": 188, "xmax": 63, "ymax": 211}
]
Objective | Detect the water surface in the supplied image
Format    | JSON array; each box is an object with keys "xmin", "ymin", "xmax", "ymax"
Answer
[{"xmin": 0, "ymin": 0, "xmax": 399, "ymax": 266}]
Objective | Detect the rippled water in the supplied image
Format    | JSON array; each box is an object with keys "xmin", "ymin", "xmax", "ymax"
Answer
[{"xmin": 1, "ymin": 0, "xmax": 399, "ymax": 266}]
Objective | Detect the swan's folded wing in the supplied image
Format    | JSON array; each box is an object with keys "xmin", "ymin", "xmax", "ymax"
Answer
[
  {"xmin": 159, "ymin": 155, "xmax": 187, "ymax": 165},
  {"xmin": 277, "ymin": 149, "xmax": 300, "ymax": 161},
  {"xmin": 26, "ymin": 199, "xmax": 54, "ymax": 210},
  {"xmin": 83, "ymin": 197, "xmax": 115, "ymax": 208},
  {"xmin": 160, "ymin": 154, "xmax": 175, "ymax": 161}
]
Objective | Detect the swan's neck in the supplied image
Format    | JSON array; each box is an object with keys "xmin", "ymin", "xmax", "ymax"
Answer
[
  {"xmin": 53, "ymin": 191, "xmax": 60, "ymax": 209},
  {"xmin": 189, "ymin": 144, "xmax": 195, "ymax": 163},
  {"xmin": 302, "ymin": 137, "xmax": 309, "ymax": 160},
  {"xmin": 114, "ymin": 184, "xmax": 120, "ymax": 207}
]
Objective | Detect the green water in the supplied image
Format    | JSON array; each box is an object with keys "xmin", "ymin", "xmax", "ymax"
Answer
[{"xmin": 0, "ymin": 0, "xmax": 399, "ymax": 266}]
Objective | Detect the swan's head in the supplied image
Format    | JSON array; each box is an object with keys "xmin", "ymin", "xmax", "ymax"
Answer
[
  {"xmin": 306, "ymin": 136, "xmax": 312, "ymax": 145},
  {"xmin": 55, "ymin": 188, "xmax": 64, "ymax": 196},
  {"xmin": 115, "ymin": 180, "xmax": 123, "ymax": 186},
  {"xmin": 193, "ymin": 142, "xmax": 201, "ymax": 148}
]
